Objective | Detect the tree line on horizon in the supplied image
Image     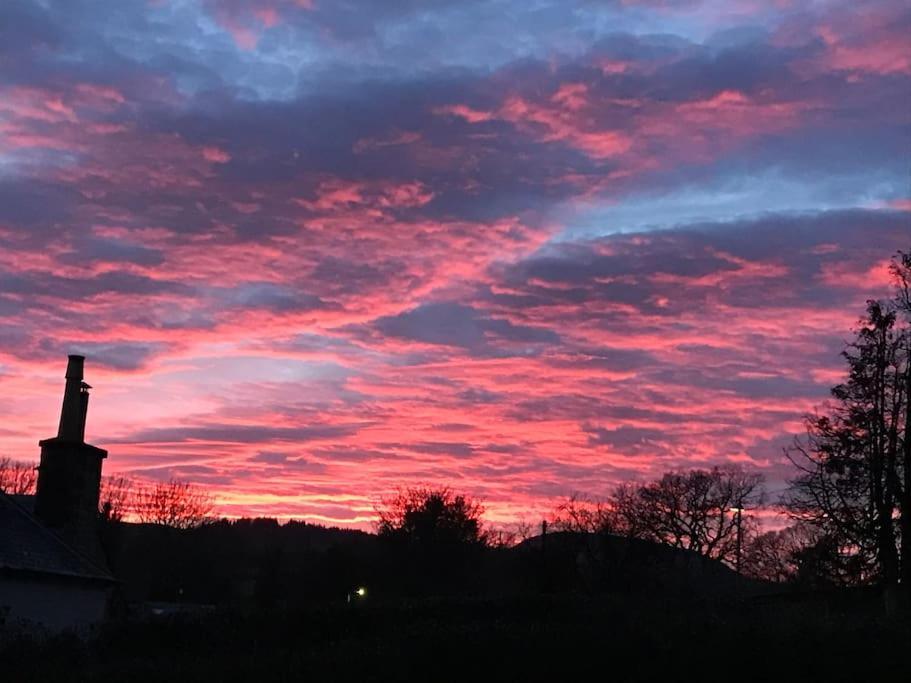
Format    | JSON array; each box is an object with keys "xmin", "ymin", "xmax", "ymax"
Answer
[{"xmin": 2, "ymin": 251, "xmax": 909, "ymax": 593}]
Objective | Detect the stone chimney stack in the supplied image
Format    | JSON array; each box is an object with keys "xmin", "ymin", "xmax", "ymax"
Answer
[{"xmin": 35, "ymin": 355, "xmax": 109, "ymax": 566}]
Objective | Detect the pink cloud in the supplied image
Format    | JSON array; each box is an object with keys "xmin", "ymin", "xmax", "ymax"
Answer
[
  {"xmin": 202, "ymin": 146, "xmax": 232, "ymax": 163},
  {"xmin": 436, "ymin": 78, "xmax": 809, "ymax": 175},
  {"xmin": 206, "ymin": 0, "xmax": 315, "ymax": 50}
]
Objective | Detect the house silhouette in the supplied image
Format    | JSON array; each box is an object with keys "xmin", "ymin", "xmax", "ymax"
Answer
[{"xmin": 0, "ymin": 356, "xmax": 115, "ymax": 631}]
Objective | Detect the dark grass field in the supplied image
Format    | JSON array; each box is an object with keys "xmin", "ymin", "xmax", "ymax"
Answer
[{"xmin": 2, "ymin": 592, "xmax": 907, "ymax": 682}]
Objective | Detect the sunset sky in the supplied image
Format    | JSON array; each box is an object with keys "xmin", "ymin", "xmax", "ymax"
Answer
[{"xmin": 1, "ymin": 0, "xmax": 908, "ymax": 528}]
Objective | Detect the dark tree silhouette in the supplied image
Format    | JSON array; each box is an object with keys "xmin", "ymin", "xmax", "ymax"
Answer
[
  {"xmin": 551, "ymin": 493, "xmax": 615, "ymax": 535},
  {"xmin": 892, "ymin": 251, "xmax": 911, "ymax": 589},
  {"xmin": 99, "ymin": 475, "xmax": 135, "ymax": 522},
  {"xmin": 375, "ymin": 486, "xmax": 486, "ymax": 595},
  {"xmin": 742, "ymin": 525, "xmax": 800, "ymax": 583},
  {"xmin": 552, "ymin": 467, "xmax": 764, "ymax": 571},
  {"xmin": 376, "ymin": 486, "xmax": 486, "ymax": 547},
  {"xmin": 135, "ymin": 479, "xmax": 214, "ymax": 529},
  {"xmin": 0, "ymin": 457, "xmax": 37, "ymax": 495},
  {"xmin": 742, "ymin": 522, "xmax": 850, "ymax": 586},
  {"xmin": 784, "ymin": 251, "xmax": 910, "ymax": 587},
  {"xmin": 610, "ymin": 466, "xmax": 764, "ymax": 567}
]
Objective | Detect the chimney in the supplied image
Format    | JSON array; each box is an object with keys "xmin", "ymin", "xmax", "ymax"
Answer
[
  {"xmin": 35, "ymin": 355, "xmax": 109, "ymax": 566},
  {"xmin": 58, "ymin": 355, "xmax": 88, "ymax": 441}
]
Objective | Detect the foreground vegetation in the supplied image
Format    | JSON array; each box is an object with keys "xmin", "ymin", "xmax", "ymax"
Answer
[{"xmin": 2, "ymin": 591, "xmax": 906, "ymax": 682}]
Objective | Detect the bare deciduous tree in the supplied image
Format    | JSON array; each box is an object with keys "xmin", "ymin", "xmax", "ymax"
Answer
[
  {"xmin": 742, "ymin": 522, "xmax": 826, "ymax": 584},
  {"xmin": 611, "ymin": 466, "xmax": 765, "ymax": 566},
  {"xmin": 99, "ymin": 475, "xmax": 136, "ymax": 522},
  {"xmin": 485, "ymin": 526, "xmax": 520, "ymax": 548},
  {"xmin": 0, "ymin": 457, "xmax": 37, "ymax": 495},
  {"xmin": 551, "ymin": 467, "xmax": 764, "ymax": 569},
  {"xmin": 551, "ymin": 493, "xmax": 616, "ymax": 534},
  {"xmin": 743, "ymin": 526, "xmax": 798, "ymax": 583},
  {"xmin": 135, "ymin": 479, "xmax": 214, "ymax": 529}
]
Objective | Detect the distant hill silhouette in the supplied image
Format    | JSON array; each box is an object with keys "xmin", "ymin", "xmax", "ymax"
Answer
[
  {"xmin": 110, "ymin": 518, "xmax": 376, "ymax": 606},
  {"xmin": 511, "ymin": 530, "xmax": 770, "ymax": 597},
  {"xmin": 105, "ymin": 519, "xmax": 769, "ymax": 609}
]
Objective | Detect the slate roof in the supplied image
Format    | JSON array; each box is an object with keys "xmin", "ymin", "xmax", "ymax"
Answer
[{"xmin": 0, "ymin": 491, "xmax": 114, "ymax": 583}]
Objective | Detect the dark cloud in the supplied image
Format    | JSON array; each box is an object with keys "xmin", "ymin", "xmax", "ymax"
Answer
[
  {"xmin": 456, "ymin": 388, "xmax": 504, "ymax": 404},
  {"xmin": 0, "ymin": 0, "xmax": 61, "ymax": 56},
  {"xmin": 494, "ymin": 209, "xmax": 909, "ymax": 317},
  {"xmin": 249, "ymin": 451, "xmax": 325, "ymax": 473},
  {"xmin": 374, "ymin": 302, "xmax": 559, "ymax": 351},
  {"xmin": 57, "ymin": 238, "xmax": 166, "ymax": 267},
  {"xmin": 66, "ymin": 342, "xmax": 167, "ymax": 371},
  {"xmin": 227, "ymin": 283, "xmax": 328, "ymax": 313},
  {"xmin": 0, "ymin": 180, "xmax": 78, "ymax": 228},
  {"xmin": 0, "ymin": 271, "xmax": 191, "ymax": 299},
  {"xmin": 116, "ymin": 423, "xmax": 364, "ymax": 445},
  {"xmin": 583, "ymin": 424, "xmax": 668, "ymax": 456},
  {"xmin": 310, "ymin": 446, "xmax": 400, "ymax": 462},
  {"xmin": 411, "ymin": 441, "xmax": 475, "ymax": 458},
  {"xmin": 250, "ymin": 450, "xmax": 291, "ymax": 464}
]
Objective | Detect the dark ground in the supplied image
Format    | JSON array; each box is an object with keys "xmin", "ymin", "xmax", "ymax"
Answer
[{"xmin": 2, "ymin": 591, "xmax": 907, "ymax": 682}]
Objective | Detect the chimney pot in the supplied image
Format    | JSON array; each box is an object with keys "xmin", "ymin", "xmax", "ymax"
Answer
[
  {"xmin": 65, "ymin": 354, "xmax": 85, "ymax": 380},
  {"xmin": 58, "ymin": 355, "xmax": 89, "ymax": 441}
]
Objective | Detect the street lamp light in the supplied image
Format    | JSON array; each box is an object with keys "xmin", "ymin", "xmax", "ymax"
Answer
[{"xmin": 347, "ymin": 586, "xmax": 368, "ymax": 604}]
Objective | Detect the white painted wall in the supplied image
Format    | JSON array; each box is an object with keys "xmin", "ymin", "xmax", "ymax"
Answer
[{"xmin": 0, "ymin": 574, "xmax": 111, "ymax": 633}]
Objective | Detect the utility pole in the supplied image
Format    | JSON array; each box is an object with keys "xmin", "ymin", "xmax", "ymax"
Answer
[
  {"xmin": 733, "ymin": 504, "xmax": 744, "ymax": 574},
  {"xmin": 540, "ymin": 519, "xmax": 548, "ymax": 592}
]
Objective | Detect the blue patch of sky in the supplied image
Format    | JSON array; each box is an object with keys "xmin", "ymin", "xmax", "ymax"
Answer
[{"xmin": 556, "ymin": 166, "xmax": 907, "ymax": 239}]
